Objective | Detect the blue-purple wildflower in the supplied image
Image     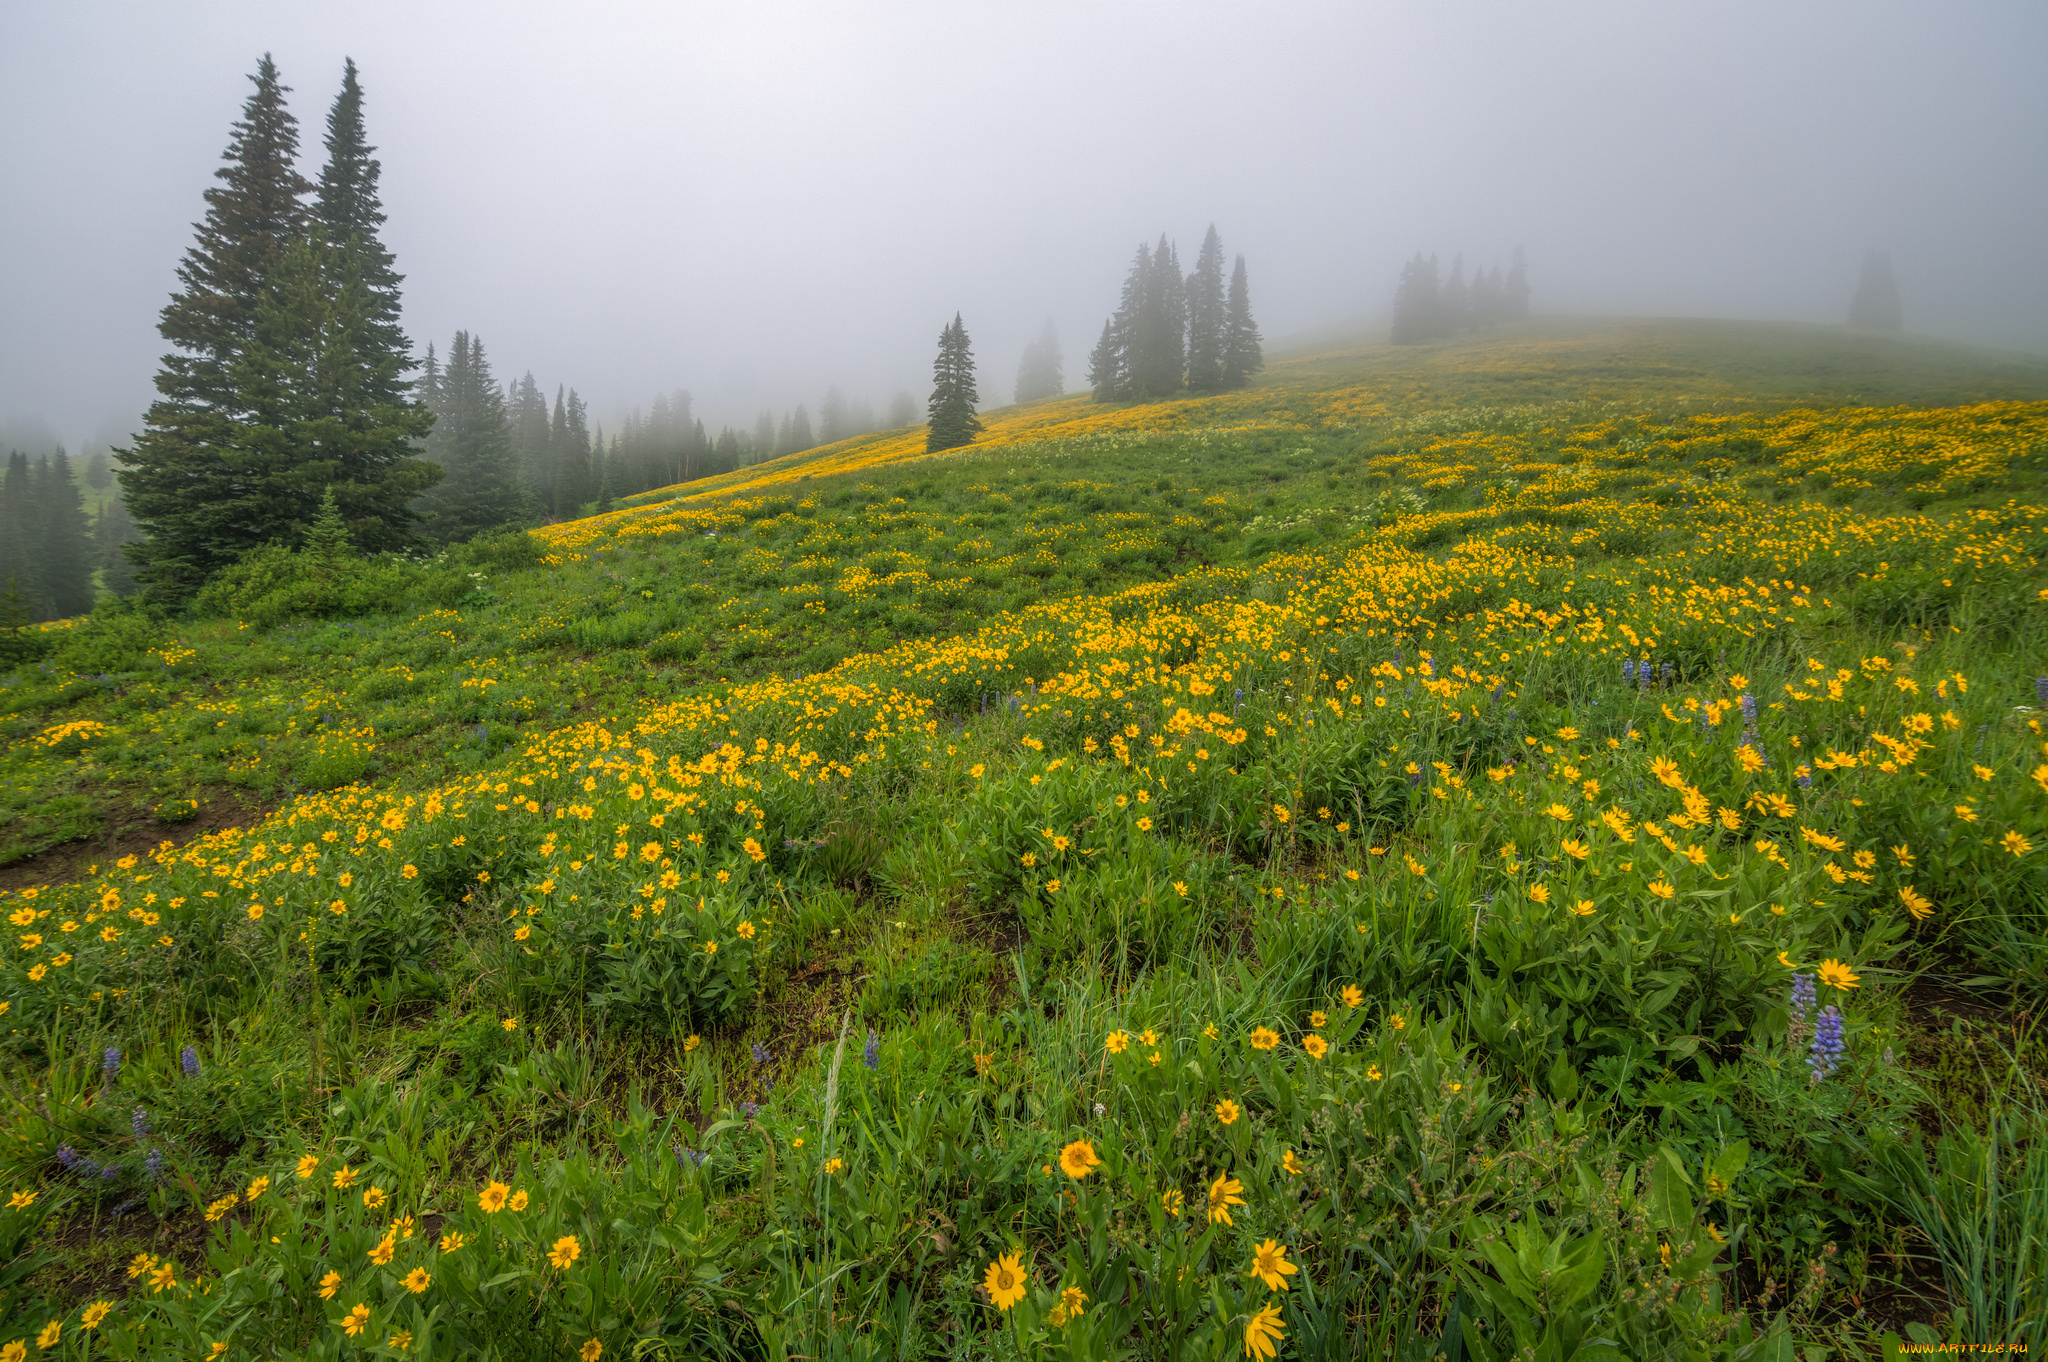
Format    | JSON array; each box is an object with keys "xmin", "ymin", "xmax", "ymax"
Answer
[
  {"xmin": 181, "ymin": 1045, "xmax": 201, "ymax": 1078},
  {"xmin": 102, "ymin": 1046, "xmax": 121, "ymax": 1085},
  {"xmin": 863, "ymin": 1030, "xmax": 879, "ymax": 1070},
  {"xmin": 1808, "ymin": 1005, "xmax": 1846, "ymax": 1083},
  {"xmin": 132, "ymin": 1107, "xmax": 149, "ymax": 1138}
]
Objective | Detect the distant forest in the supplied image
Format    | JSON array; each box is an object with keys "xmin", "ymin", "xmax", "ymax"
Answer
[
  {"xmin": 1088, "ymin": 226, "xmax": 1262, "ymax": 402},
  {"xmin": 1390, "ymin": 249, "xmax": 1530, "ymax": 344}
]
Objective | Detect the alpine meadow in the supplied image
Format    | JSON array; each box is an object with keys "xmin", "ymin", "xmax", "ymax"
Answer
[{"xmin": 3, "ymin": 11, "xmax": 2048, "ymax": 1362}]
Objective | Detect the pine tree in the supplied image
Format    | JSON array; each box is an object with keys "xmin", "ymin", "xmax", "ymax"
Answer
[
  {"xmin": 120, "ymin": 56, "xmax": 314, "ymax": 603},
  {"xmin": 1391, "ymin": 254, "xmax": 1443, "ymax": 345},
  {"xmin": 1014, "ymin": 318, "xmax": 1064, "ymax": 403},
  {"xmin": 1504, "ymin": 246, "xmax": 1530, "ymax": 321},
  {"xmin": 1130, "ymin": 235, "xmax": 1187, "ymax": 400},
  {"xmin": 419, "ymin": 332, "xmax": 527, "ymax": 540},
  {"xmin": 313, "ymin": 59, "xmax": 409, "ymax": 401},
  {"xmin": 1848, "ymin": 251, "xmax": 1903, "ymax": 331},
  {"xmin": 1221, "ymin": 254, "xmax": 1263, "ymax": 389},
  {"xmin": 510, "ymin": 372, "xmax": 552, "ymax": 502},
  {"xmin": 0, "ymin": 452, "xmax": 39, "ymax": 616},
  {"xmin": 1185, "ymin": 226, "xmax": 1228, "ymax": 393},
  {"xmin": 38, "ymin": 451, "xmax": 95, "ymax": 618},
  {"xmin": 304, "ymin": 484, "xmax": 354, "ymax": 585},
  {"xmin": 926, "ymin": 314, "xmax": 982, "ymax": 453},
  {"xmin": 95, "ymin": 493, "xmax": 141, "ymax": 598},
  {"xmin": 1086, "ymin": 318, "xmax": 1125, "ymax": 402}
]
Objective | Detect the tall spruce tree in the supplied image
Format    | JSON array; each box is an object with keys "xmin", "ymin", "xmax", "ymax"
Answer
[
  {"xmin": 0, "ymin": 453, "xmax": 39, "ymax": 615},
  {"xmin": 38, "ymin": 451, "xmax": 95, "ymax": 619},
  {"xmin": 1185, "ymin": 226, "xmax": 1228, "ymax": 393},
  {"xmin": 1086, "ymin": 318, "xmax": 1124, "ymax": 402},
  {"xmin": 120, "ymin": 56, "xmax": 313, "ymax": 603},
  {"xmin": 926, "ymin": 314, "xmax": 982, "ymax": 453},
  {"xmin": 419, "ymin": 332, "xmax": 526, "ymax": 540},
  {"xmin": 95, "ymin": 493, "xmax": 141, "ymax": 598},
  {"xmin": 313, "ymin": 59, "xmax": 409, "ymax": 401},
  {"xmin": 1221, "ymin": 254, "xmax": 1263, "ymax": 389},
  {"xmin": 1130, "ymin": 235, "xmax": 1187, "ymax": 400},
  {"xmin": 1014, "ymin": 318, "xmax": 1064, "ymax": 403},
  {"xmin": 510, "ymin": 372, "xmax": 553, "ymax": 502},
  {"xmin": 1390, "ymin": 253, "xmax": 1443, "ymax": 345}
]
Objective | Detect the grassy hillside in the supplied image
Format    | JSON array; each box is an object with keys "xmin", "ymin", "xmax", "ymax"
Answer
[{"xmin": 2, "ymin": 318, "xmax": 2045, "ymax": 1356}]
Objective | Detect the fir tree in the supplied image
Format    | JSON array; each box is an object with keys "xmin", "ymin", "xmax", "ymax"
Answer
[
  {"xmin": 37, "ymin": 451, "xmax": 95, "ymax": 619},
  {"xmin": 312, "ymin": 58, "xmax": 409, "ymax": 402},
  {"xmin": 510, "ymin": 372, "xmax": 552, "ymax": 502},
  {"xmin": 1848, "ymin": 251, "xmax": 1903, "ymax": 331},
  {"xmin": 95, "ymin": 494, "xmax": 141, "ymax": 598},
  {"xmin": 303, "ymin": 484, "xmax": 354, "ymax": 585},
  {"xmin": 0, "ymin": 453, "xmax": 39, "ymax": 615},
  {"xmin": 1130, "ymin": 235, "xmax": 1187, "ymax": 400},
  {"xmin": 1014, "ymin": 318, "xmax": 1064, "ymax": 403},
  {"xmin": 1086, "ymin": 318, "xmax": 1124, "ymax": 402},
  {"xmin": 1185, "ymin": 226, "xmax": 1228, "ymax": 393},
  {"xmin": 419, "ymin": 332, "xmax": 527, "ymax": 540},
  {"xmin": 1391, "ymin": 254, "xmax": 1443, "ymax": 345},
  {"xmin": 926, "ymin": 314, "xmax": 982, "ymax": 453},
  {"xmin": 1221, "ymin": 254, "xmax": 1263, "ymax": 389},
  {"xmin": 120, "ymin": 55, "xmax": 313, "ymax": 603},
  {"xmin": 714, "ymin": 427, "xmax": 743, "ymax": 470}
]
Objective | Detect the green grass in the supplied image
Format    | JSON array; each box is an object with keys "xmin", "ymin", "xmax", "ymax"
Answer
[{"xmin": 1, "ymin": 317, "xmax": 2046, "ymax": 1357}]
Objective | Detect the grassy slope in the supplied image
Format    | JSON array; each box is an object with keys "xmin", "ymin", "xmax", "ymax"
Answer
[{"xmin": 3, "ymin": 318, "xmax": 2047, "ymax": 1354}]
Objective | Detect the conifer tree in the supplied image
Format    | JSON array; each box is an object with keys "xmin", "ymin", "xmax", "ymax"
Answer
[
  {"xmin": 926, "ymin": 314, "xmax": 982, "ymax": 453},
  {"xmin": 1848, "ymin": 251, "xmax": 1903, "ymax": 331},
  {"xmin": 0, "ymin": 453, "xmax": 39, "ymax": 615},
  {"xmin": 1185, "ymin": 226, "xmax": 1229, "ymax": 393},
  {"xmin": 312, "ymin": 59, "xmax": 409, "ymax": 400},
  {"xmin": 511, "ymin": 372, "xmax": 552, "ymax": 502},
  {"xmin": 754, "ymin": 412, "xmax": 776, "ymax": 456},
  {"xmin": 1087, "ymin": 318, "xmax": 1125, "ymax": 402},
  {"xmin": 120, "ymin": 56, "xmax": 314, "ymax": 603},
  {"xmin": 1391, "ymin": 254, "xmax": 1443, "ymax": 345},
  {"xmin": 887, "ymin": 391, "xmax": 917, "ymax": 428},
  {"xmin": 1221, "ymin": 254, "xmax": 1263, "ymax": 389},
  {"xmin": 95, "ymin": 494, "xmax": 141, "ymax": 598},
  {"xmin": 419, "ymin": 332, "xmax": 526, "ymax": 540},
  {"xmin": 38, "ymin": 451, "xmax": 95, "ymax": 618},
  {"xmin": 304, "ymin": 484, "xmax": 354, "ymax": 585},
  {"xmin": 1014, "ymin": 318, "xmax": 1065, "ymax": 403},
  {"xmin": 1130, "ymin": 235, "xmax": 1187, "ymax": 400},
  {"xmin": 788, "ymin": 405, "xmax": 814, "ymax": 453}
]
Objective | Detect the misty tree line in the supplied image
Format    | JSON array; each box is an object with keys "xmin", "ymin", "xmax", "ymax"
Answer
[
  {"xmin": 0, "ymin": 449, "xmax": 140, "ymax": 625},
  {"xmin": 1087, "ymin": 226, "xmax": 1263, "ymax": 402},
  {"xmin": 1390, "ymin": 249, "xmax": 1531, "ymax": 345}
]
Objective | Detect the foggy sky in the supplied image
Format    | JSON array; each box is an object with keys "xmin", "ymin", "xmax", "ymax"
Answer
[{"xmin": 3, "ymin": 0, "xmax": 2045, "ymax": 454}]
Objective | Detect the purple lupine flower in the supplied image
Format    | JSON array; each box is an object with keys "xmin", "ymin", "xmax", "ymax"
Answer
[
  {"xmin": 132, "ymin": 1107, "xmax": 149, "ymax": 1138},
  {"xmin": 145, "ymin": 1148, "xmax": 163, "ymax": 1180},
  {"xmin": 1489, "ymin": 683, "xmax": 1503, "ymax": 705},
  {"xmin": 751, "ymin": 1042, "xmax": 771, "ymax": 1066},
  {"xmin": 100, "ymin": 1163, "xmax": 120, "ymax": 1181},
  {"xmin": 181, "ymin": 1046, "xmax": 201, "ymax": 1078},
  {"xmin": 1740, "ymin": 693, "xmax": 1757, "ymax": 724},
  {"xmin": 102, "ymin": 1047, "xmax": 121, "ymax": 1085},
  {"xmin": 863, "ymin": 1030, "xmax": 879, "ymax": 1070},
  {"xmin": 1661, "ymin": 663, "xmax": 1675, "ymax": 684},
  {"xmin": 1788, "ymin": 973, "xmax": 1816, "ymax": 1052},
  {"xmin": 1622, "ymin": 659, "xmax": 1635, "ymax": 682},
  {"xmin": 1808, "ymin": 1005, "xmax": 1846, "ymax": 1083},
  {"xmin": 56, "ymin": 1144, "xmax": 78, "ymax": 1170},
  {"xmin": 740, "ymin": 1101, "xmax": 759, "ymax": 1120}
]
